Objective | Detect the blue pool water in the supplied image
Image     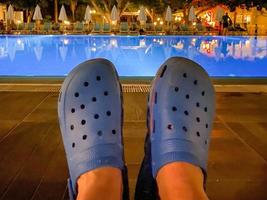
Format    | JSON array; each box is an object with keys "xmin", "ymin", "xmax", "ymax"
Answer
[{"xmin": 0, "ymin": 35, "xmax": 267, "ymax": 77}]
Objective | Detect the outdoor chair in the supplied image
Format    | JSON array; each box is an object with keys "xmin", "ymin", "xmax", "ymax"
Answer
[
  {"xmin": 195, "ymin": 24, "xmax": 207, "ymax": 35},
  {"xmin": 42, "ymin": 22, "xmax": 51, "ymax": 34},
  {"xmin": 180, "ymin": 24, "xmax": 195, "ymax": 35},
  {"xmin": 102, "ymin": 23, "xmax": 111, "ymax": 34},
  {"xmin": 12, "ymin": 23, "xmax": 25, "ymax": 34},
  {"xmin": 145, "ymin": 23, "xmax": 155, "ymax": 34},
  {"xmin": 155, "ymin": 25, "xmax": 165, "ymax": 35},
  {"xmin": 129, "ymin": 22, "xmax": 139, "ymax": 35},
  {"xmin": 164, "ymin": 23, "xmax": 173, "ymax": 35},
  {"xmin": 60, "ymin": 23, "xmax": 72, "ymax": 34},
  {"xmin": 17, "ymin": 23, "xmax": 25, "ymax": 31},
  {"xmin": 92, "ymin": 23, "xmax": 102, "ymax": 33},
  {"xmin": 120, "ymin": 22, "xmax": 129, "ymax": 34},
  {"xmin": 24, "ymin": 22, "xmax": 35, "ymax": 34},
  {"xmin": 51, "ymin": 23, "xmax": 60, "ymax": 34},
  {"xmin": 73, "ymin": 22, "xmax": 84, "ymax": 34}
]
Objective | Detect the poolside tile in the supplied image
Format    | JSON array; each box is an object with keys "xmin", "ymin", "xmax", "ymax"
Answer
[
  {"xmin": 0, "ymin": 91, "xmax": 266, "ymax": 200},
  {"xmin": 0, "ymin": 120, "xmax": 19, "ymax": 142},
  {"xmin": 0, "ymin": 92, "xmax": 48, "ymax": 120}
]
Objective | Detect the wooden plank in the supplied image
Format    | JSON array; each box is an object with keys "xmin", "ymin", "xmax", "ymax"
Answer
[
  {"xmin": 226, "ymin": 122, "xmax": 267, "ymax": 161},
  {"xmin": 30, "ymin": 129, "xmax": 68, "ymax": 200},
  {"xmin": 208, "ymin": 122, "xmax": 267, "ymax": 180},
  {"xmin": 216, "ymin": 93, "xmax": 267, "ymax": 110},
  {"xmin": 24, "ymin": 94, "xmax": 59, "ymax": 123},
  {"xmin": 0, "ymin": 120, "xmax": 19, "ymax": 141},
  {"xmin": 0, "ymin": 122, "xmax": 52, "ymax": 197},
  {"xmin": 207, "ymin": 180, "xmax": 267, "ymax": 200},
  {"xmin": 1, "ymin": 124, "xmax": 60, "ymax": 200},
  {"xmin": 0, "ymin": 91, "xmax": 267, "ymax": 200},
  {"xmin": 0, "ymin": 92, "xmax": 48, "ymax": 120}
]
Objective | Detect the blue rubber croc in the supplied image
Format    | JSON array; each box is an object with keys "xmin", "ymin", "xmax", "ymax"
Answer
[
  {"xmin": 58, "ymin": 58, "xmax": 128, "ymax": 200},
  {"xmin": 149, "ymin": 57, "xmax": 215, "ymax": 178}
]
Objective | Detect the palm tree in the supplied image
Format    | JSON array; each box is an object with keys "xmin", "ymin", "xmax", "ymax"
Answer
[
  {"xmin": 70, "ymin": 0, "xmax": 77, "ymax": 21},
  {"xmin": 54, "ymin": 0, "xmax": 58, "ymax": 22}
]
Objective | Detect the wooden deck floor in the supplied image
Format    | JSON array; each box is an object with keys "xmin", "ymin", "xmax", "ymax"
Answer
[{"xmin": 0, "ymin": 91, "xmax": 267, "ymax": 200}]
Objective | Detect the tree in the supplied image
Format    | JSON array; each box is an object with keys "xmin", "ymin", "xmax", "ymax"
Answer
[
  {"xmin": 90, "ymin": 0, "xmax": 130, "ymax": 22},
  {"xmin": 70, "ymin": 0, "xmax": 77, "ymax": 21},
  {"xmin": 54, "ymin": 0, "xmax": 58, "ymax": 22}
]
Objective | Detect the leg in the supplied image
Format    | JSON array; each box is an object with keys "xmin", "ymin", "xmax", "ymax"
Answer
[
  {"xmin": 77, "ymin": 167, "xmax": 122, "ymax": 200},
  {"xmin": 156, "ymin": 163, "xmax": 208, "ymax": 200}
]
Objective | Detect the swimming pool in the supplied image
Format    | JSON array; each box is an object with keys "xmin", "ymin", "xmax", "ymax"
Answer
[{"xmin": 0, "ymin": 35, "xmax": 267, "ymax": 77}]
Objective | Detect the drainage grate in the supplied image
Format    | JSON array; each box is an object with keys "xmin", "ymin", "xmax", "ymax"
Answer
[
  {"xmin": 122, "ymin": 84, "xmax": 151, "ymax": 93},
  {"xmin": 1, "ymin": 83, "xmax": 266, "ymax": 93}
]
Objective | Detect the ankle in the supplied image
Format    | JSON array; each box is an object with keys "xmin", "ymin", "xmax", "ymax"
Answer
[
  {"xmin": 77, "ymin": 167, "xmax": 122, "ymax": 200},
  {"xmin": 156, "ymin": 162, "xmax": 208, "ymax": 200}
]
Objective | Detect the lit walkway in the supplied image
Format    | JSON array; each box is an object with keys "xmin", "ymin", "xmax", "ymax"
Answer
[{"xmin": 0, "ymin": 91, "xmax": 266, "ymax": 200}]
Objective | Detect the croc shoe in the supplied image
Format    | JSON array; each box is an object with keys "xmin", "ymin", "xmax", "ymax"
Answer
[
  {"xmin": 135, "ymin": 57, "xmax": 215, "ymax": 199},
  {"xmin": 58, "ymin": 58, "xmax": 129, "ymax": 200}
]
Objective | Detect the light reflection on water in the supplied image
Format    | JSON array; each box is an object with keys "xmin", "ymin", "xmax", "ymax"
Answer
[{"xmin": 0, "ymin": 35, "xmax": 266, "ymax": 77}]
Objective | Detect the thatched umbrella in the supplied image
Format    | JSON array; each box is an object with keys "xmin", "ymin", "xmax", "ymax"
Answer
[
  {"xmin": 6, "ymin": 4, "xmax": 14, "ymax": 31},
  {"xmin": 189, "ymin": 6, "xmax": 196, "ymax": 22},
  {"xmin": 165, "ymin": 6, "xmax": 172, "ymax": 30},
  {"xmin": 137, "ymin": 6, "xmax": 147, "ymax": 27},
  {"xmin": 59, "ymin": 5, "xmax": 68, "ymax": 22},
  {"xmin": 111, "ymin": 5, "xmax": 119, "ymax": 24},
  {"xmin": 33, "ymin": 5, "xmax": 43, "ymax": 30},
  {"xmin": 84, "ymin": 5, "xmax": 92, "ymax": 22}
]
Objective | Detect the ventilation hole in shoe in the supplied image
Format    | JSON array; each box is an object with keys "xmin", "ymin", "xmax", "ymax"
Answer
[
  {"xmin": 70, "ymin": 125, "xmax": 74, "ymax": 130},
  {"xmin": 84, "ymin": 82, "xmax": 89, "ymax": 87},
  {"xmin": 71, "ymin": 108, "xmax": 75, "ymax": 113},
  {"xmin": 196, "ymin": 131, "xmax": 200, "ymax": 137},
  {"xmin": 194, "ymin": 80, "xmax": 198, "ymax": 85},
  {"xmin": 97, "ymin": 130, "xmax": 102, "ymax": 136},
  {"xmin": 72, "ymin": 143, "xmax": 75, "ymax": 148},
  {"xmin": 174, "ymin": 87, "xmax": 179, "ymax": 92},
  {"xmin": 186, "ymin": 94, "xmax": 190, "ymax": 99},
  {"xmin": 172, "ymin": 106, "xmax": 177, "ymax": 111},
  {"xmin": 153, "ymin": 120, "xmax": 155, "ymax": 133},
  {"xmin": 74, "ymin": 92, "xmax": 79, "ymax": 97},
  {"xmin": 196, "ymin": 102, "xmax": 200, "ymax": 107},
  {"xmin": 112, "ymin": 130, "xmax": 116, "ymax": 135},
  {"xmin": 104, "ymin": 91, "xmax": 108, "ymax": 96},
  {"xmin": 154, "ymin": 92, "xmax": 157, "ymax": 104},
  {"xmin": 160, "ymin": 65, "xmax": 167, "ymax": 78},
  {"xmin": 205, "ymin": 140, "xmax": 207, "ymax": 145},
  {"xmin": 196, "ymin": 117, "xmax": 200, "ymax": 122},
  {"xmin": 202, "ymin": 91, "xmax": 205, "ymax": 96},
  {"xmin": 81, "ymin": 120, "xmax": 86, "ymax": 125},
  {"xmin": 167, "ymin": 124, "xmax": 173, "ymax": 130},
  {"xmin": 206, "ymin": 123, "xmax": 209, "ymax": 128},
  {"xmin": 92, "ymin": 97, "xmax": 97, "ymax": 102},
  {"xmin": 184, "ymin": 110, "xmax": 189, "ymax": 115},
  {"xmin": 183, "ymin": 73, "xmax": 187, "ymax": 78},
  {"xmin": 182, "ymin": 126, "xmax": 187, "ymax": 132},
  {"xmin": 204, "ymin": 107, "xmax": 208, "ymax": 112},
  {"xmin": 82, "ymin": 135, "xmax": 87, "ymax": 140},
  {"xmin": 94, "ymin": 114, "xmax": 99, "ymax": 119},
  {"xmin": 96, "ymin": 76, "xmax": 101, "ymax": 81},
  {"xmin": 106, "ymin": 111, "xmax": 111, "ymax": 116},
  {"xmin": 80, "ymin": 104, "xmax": 85, "ymax": 109}
]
